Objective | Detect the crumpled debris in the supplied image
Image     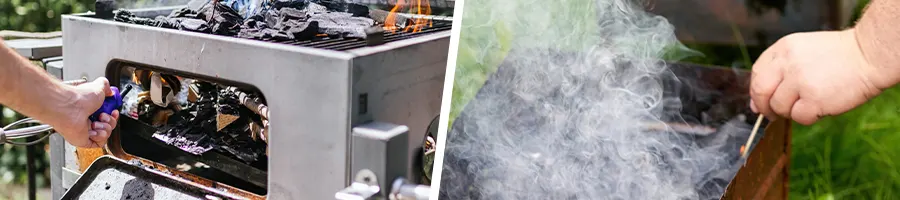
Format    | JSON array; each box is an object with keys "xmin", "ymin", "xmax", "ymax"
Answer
[{"xmin": 147, "ymin": 81, "xmax": 267, "ymax": 164}]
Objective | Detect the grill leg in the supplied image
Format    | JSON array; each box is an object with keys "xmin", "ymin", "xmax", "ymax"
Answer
[{"xmin": 26, "ymin": 136, "xmax": 36, "ymax": 200}]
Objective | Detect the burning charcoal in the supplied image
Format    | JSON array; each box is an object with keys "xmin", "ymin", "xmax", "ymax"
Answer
[
  {"xmin": 198, "ymin": 2, "xmax": 244, "ymax": 36},
  {"xmin": 310, "ymin": 12, "xmax": 375, "ymax": 38},
  {"xmin": 301, "ymin": 2, "xmax": 330, "ymax": 16},
  {"xmin": 157, "ymin": 17, "xmax": 211, "ymax": 33},
  {"xmin": 280, "ymin": 7, "xmax": 309, "ymax": 21},
  {"xmin": 239, "ymin": 6, "xmax": 318, "ymax": 41},
  {"xmin": 368, "ymin": 8, "xmax": 408, "ymax": 27},
  {"xmin": 262, "ymin": 9, "xmax": 280, "ymax": 27},
  {"xmin": 177, "ymin": 18, "xmax": 211, "ymax": 32},
  {"xmin": 347, "ymin": 3, "xmax": 369, "ymax": 17},
  {"xmin": 312, "ymin": 0, "xmax": 349, "ymax": 11},
  {"xmin": 238, "ymin": 28, "xmax": 295, "ymax": 41},
  {"xmin": 277, "ymin": 8, "xmax": 320, "ymax": 39},
  {"xmin": 219, "ymin": 0, "xmax": 265, "ymax": 18},
  {"xmin": 168, "ymin": 7, "xmax": 202, "ymax": 19},
  {"xmin": 283, "ymin": 21, "xmax": 320, "ymax": 40},
  {"xmin": 270, "ymin": 0, "xmax": 309, "ymax": 9},
  {"xmin": 113, "ymin": 10, "xmax": 179, "ymax": 29}
]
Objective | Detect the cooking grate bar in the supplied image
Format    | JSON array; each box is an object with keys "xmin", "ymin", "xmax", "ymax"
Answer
[{"xmin": 322, "ymin": 23, "xmax": 453, "ymax": 50}]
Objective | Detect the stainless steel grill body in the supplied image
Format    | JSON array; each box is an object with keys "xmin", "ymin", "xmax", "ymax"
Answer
[{"xmin": 54, "ymin": 8, "xmax": 449, "ymax": 199}]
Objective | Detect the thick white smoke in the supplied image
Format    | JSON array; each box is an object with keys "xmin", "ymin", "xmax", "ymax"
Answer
[{"xmin": 440, "ymin": 0, "xmax": 751, "ymax": 199}]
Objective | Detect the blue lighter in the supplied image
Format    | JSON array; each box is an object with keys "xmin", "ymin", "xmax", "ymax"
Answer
[{"xmin": 88, "ymin": 85, "xmax": 129, "ymax": 122}]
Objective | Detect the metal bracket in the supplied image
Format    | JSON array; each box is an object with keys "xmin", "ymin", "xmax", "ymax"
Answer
[
  {"xmin": 335, "ymin": 182, "xmax": 381, "ymax": 200},
  {"xmin": 348, "ymin": 122, "xmax": 410, "ymax": 199},
  {"xmin": 61, "ymin": 167, "xmax": 82, "ymax": 190}
]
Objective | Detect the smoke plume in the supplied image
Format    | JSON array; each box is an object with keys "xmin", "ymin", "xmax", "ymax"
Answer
[{"xmin": 440, "ymin": 0, "xmax": 752, "ymax": 199}]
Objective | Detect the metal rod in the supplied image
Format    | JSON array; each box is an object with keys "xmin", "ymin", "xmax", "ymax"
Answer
[
  {"xmin": 741, "ymin": 115, "xmax": 765, "ymax": 159},
  {"xmin": 227, "ymin": 87, "xmax": 269, "ymax": 120},
  {"xmin": 5, "ymin": 125, "xmax": 52, "ymax": 139},
  {"xmin": 62, "ymin": 78, "xmax": 88, "ymax": 86},
  {"xmin": 26, "ymin": 136, "xmax": 36, "ymax": 200}
]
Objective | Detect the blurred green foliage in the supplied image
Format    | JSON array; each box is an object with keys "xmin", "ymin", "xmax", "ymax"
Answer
[{"xmin": 0, "ymin": 0, "xmax": 94, "ymax": 32}]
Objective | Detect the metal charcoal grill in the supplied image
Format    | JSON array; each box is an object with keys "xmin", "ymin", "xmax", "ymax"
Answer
[
  {"xmin": 438, "ymin": 49, "xmax": 790, "ymax": 200},
  {"xmin": 49, "ymin": 3, "xmax": 452, "ymax": 200}
]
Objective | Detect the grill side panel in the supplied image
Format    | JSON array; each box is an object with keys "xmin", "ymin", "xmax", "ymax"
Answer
[
  {"xmin": 348, "ymin": 31, "xmax": 450, "ymax": 181},
  {"xmin": 62, "ymin": 15, "xmax": 355, "ymax": 200}
]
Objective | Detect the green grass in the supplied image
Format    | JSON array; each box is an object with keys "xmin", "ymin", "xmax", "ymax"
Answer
[
  {"xmin": 448, "ymin": 0, "xmax": 900, "ymax": 199},
  {"xmin": 790, "ymin": 87, "xmax": 900, "ymax": 200}
]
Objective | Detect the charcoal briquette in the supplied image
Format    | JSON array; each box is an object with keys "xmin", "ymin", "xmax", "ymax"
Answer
[{"xmin": 347, "ymin": 3, "xmax": 370, "ymax": 17}]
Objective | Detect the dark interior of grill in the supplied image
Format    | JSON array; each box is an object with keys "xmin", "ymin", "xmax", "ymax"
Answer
[
  {"xmin": 94, "ymin": 0, "xmax": 453, "ymax": 51},
  {"xmin": 107, "ymin": 60, "xmax": 269, "ymax": 195}
]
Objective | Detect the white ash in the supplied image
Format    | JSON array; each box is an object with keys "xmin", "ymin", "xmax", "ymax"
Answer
[{"xmin": 77, "ymin": 168, "xmax": 201, "ymax": 200}]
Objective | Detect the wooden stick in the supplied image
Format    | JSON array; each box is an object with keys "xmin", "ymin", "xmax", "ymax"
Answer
[
  {"xmin": 741, "ymin": 115, "xmax": 765, "ymax": 159},
  {"xmin": 642, "ymin": 122, "xmax": 717, "ymax": 136}
]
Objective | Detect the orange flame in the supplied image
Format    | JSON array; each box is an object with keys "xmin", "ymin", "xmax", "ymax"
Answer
[{"xmin": 384, "ymin": 0, "xmax": 433, "ymax": 33}]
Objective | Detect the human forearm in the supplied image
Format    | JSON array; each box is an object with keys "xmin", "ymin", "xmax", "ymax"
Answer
[
  {"xmin": 854, "ymin": 0, "xmax": 900, "ymax": 89},
  {"xmin": 0, "ymin": 39, "xmax": 77, "ymax": 126}
]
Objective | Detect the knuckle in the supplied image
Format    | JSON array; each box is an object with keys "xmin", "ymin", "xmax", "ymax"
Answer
[
  {"xmin": 770, "ymin": 103, "xmax": 789, "ymax": 117},
  {"xmin": 750, "ymin": 81, "xmax": 772, "ymax": 98}
]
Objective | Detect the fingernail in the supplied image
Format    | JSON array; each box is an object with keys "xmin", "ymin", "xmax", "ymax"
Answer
[
  {"xmin": 94, "ymin": 123, "xmax": 104, "ymax": 129},
  {"xmin": 89, "ymin": 131, "xmax": 98, "ymax": 136},
  {"xmin": 750, "ymin": 100, "xmax": 758, "ymax": 113},
  {"xmin": 101, "ymin": 114, "xmax": 110, "ymax": 122}
]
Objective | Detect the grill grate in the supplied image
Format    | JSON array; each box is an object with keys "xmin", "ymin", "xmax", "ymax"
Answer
[{"xmin": 265, "ymin": 21, "xmax": 453, "ymax": 51}]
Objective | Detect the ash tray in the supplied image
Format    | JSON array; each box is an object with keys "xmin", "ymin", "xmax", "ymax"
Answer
[{"xmin": 61, "ymin": 155, "xmax": 245, "ymax": 200}]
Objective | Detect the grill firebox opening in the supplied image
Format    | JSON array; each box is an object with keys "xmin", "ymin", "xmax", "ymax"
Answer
[{"xmin": 106, "ymin": 60, "xmax": 269, "ymax": 196}]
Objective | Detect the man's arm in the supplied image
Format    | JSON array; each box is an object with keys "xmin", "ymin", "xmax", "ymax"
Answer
[
  {"xmin": 0, "ymin": 38, "xmax": 119, "ymax": 148},
  {"xmin": 855, "ymin": 0, "xmax": 900, "ymax": 89},
  {"xmin": 0, "ymin": 38, "xmax": 80, "ymax": 124}
]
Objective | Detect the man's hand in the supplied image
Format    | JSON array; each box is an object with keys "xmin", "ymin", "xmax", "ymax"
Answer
[
  {"xmin": 749, "ymin": 29, "xmax": 885, "ymax": 125},
  {"xmin": 54, "ymin": 77, "xmax": 121, "ymax": 148}
]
